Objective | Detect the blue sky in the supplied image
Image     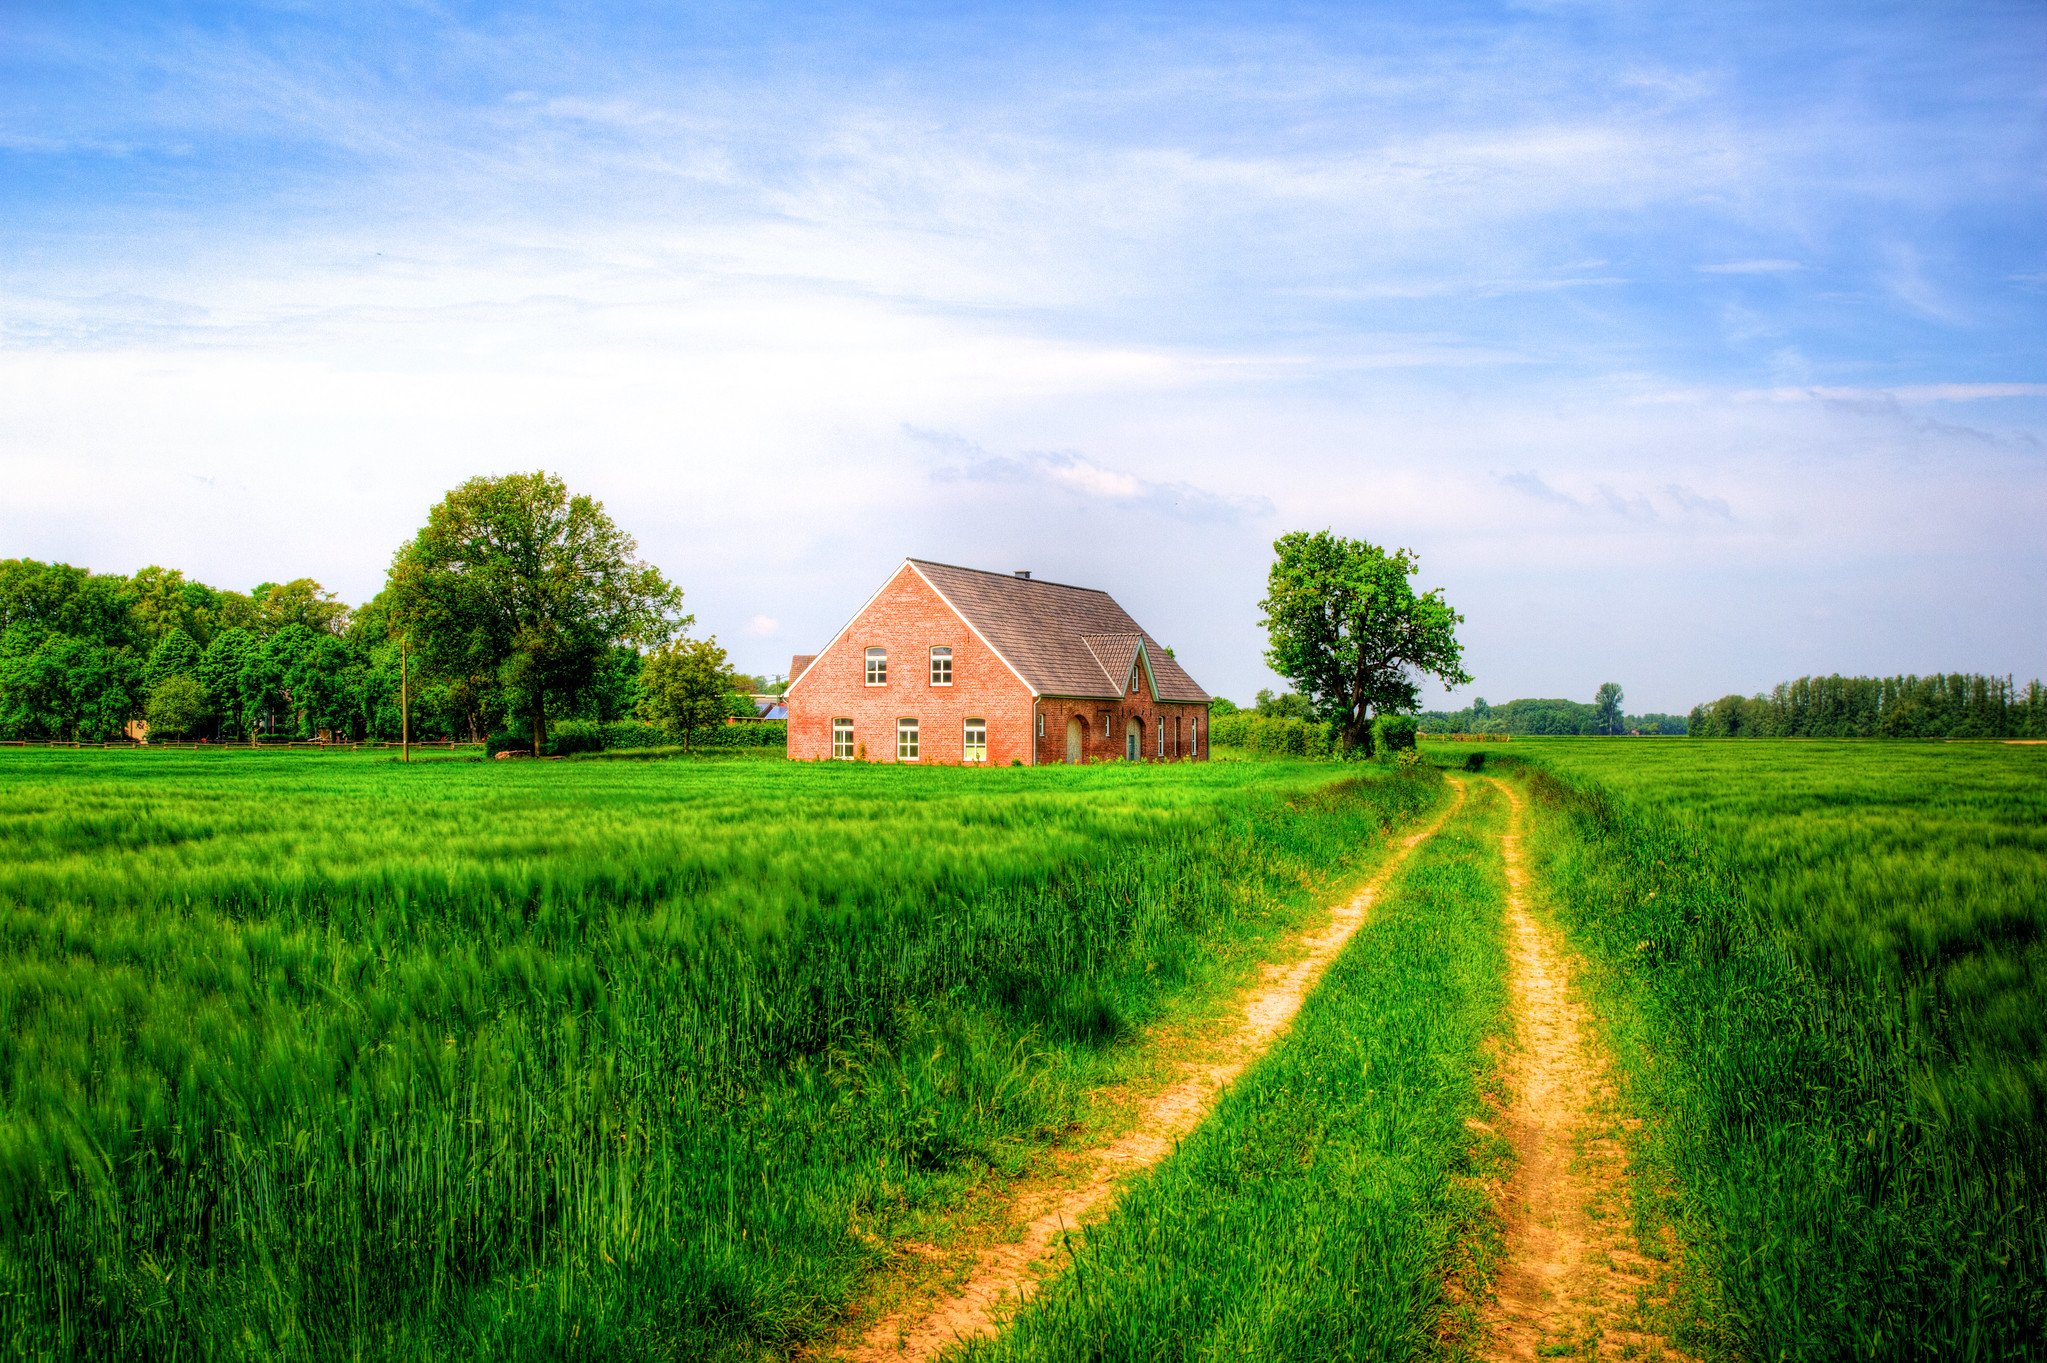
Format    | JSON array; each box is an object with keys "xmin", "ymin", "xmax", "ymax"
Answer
[{"xmin": 3, "ymin": 1, "xmax": 2043, "ymax": 710}]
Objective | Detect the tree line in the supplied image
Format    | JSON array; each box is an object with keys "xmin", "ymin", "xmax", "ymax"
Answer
[
  {"xmin": 1688, "ymin": 674, "xmax": 2047, "ymax": 739},
  {"xmin": 0, "ymin": 474, "xmax": 772, "ymax": 750},
  {"xmin": 1417, "ymin": 686, "xmax": 1690, "ymax": 737}
]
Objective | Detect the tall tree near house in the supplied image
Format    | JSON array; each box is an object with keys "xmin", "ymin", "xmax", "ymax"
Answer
[
  {"xmin": 1593, "ymin": 681, "xmax": 1625, "ymax": 734},
  {"xmin": 1259, "ymin": 530, "xmax": 1471, "ymax": 754},
  {"xmin": 639, "ymin": 636, "xmax": 734, "ymax": 753},
  {"xmin": 386, "ymin": 472, "xmax": 687, "ymax": 756}
]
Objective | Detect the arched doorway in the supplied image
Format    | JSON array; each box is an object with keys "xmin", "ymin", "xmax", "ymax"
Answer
[
  {"xmin": 1126, "ymin": 717, "xmax": 1143, "ymax": 761},
  {"xmin": 1065, "ymin": 716, "xmax": 1086, "ymax": 764}
]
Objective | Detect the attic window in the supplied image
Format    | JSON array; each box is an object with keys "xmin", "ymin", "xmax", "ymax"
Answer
[
  {"xmin": 930, "ymin": 647, "xmax": 952, "ymax": 685},
  {"xmin": 865, "ymin": 647, "xmax": 887, "ymax": 685}
]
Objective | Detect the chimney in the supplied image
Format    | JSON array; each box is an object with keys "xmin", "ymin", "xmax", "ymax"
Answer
[{"xmin": 1014, "ymin": 570, "xmax": 1031, "ymax": 579}]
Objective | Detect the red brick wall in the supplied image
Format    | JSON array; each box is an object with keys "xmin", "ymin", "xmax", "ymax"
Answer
[
  {"xmin": 1031, "ymin": 690, "xmax": 1210, "ymax": 765},
  {"xmin": 786, "ymin": 564, "xmax": 1036, "ymax": 765}
]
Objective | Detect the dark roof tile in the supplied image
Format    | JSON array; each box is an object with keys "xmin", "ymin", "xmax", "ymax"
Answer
[{"xmin": 909, "ymin": 561, "xmax": 1209, "ymax": 702}]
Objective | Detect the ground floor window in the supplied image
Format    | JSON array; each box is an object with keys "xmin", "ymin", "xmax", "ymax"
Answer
[
  {"xmin": 964, "ymin": 718, "xmax": 987, "ymax": 762},
  {"xmin": 1192, "ymin": 718, "xmax": 1200, "ymax": 755},
  {"xmin": 897, "ymin": 717, "xmax": 920, "ymax": 761},
  {"xmin": 832, "ymin": 718, "xmax": 854, "ymax": 759}
]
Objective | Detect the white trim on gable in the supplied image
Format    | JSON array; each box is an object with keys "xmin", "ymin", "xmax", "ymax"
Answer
[
  {"xmin": 1125, "ymin": 641, "xmax": 1160, "ymax": 701},
  {"xmin": 905, "ymin": 561, "xmax": 1041, "ymax": 699},
  {"xmin": 782, "ymin": 561, "xmax": 918, "ymax": 700}
]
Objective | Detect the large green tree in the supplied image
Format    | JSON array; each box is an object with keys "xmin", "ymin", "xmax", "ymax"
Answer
[
  {"xmin": 386, "ymin": 473, "xmax": 686, "ymax": 756},
  {"xmin": 1258, "ymin": 530, "xmax": 1471, "ymax": 754}
]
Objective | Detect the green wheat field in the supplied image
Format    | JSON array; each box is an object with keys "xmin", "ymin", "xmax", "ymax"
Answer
[{"xmin": 0, "ymin": 741, "xmax": 2041, "ymax": 1360}]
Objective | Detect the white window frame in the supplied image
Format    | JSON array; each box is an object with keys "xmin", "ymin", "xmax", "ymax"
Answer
[
  {"xmin": 897, "ymin": 717, "xmax": 919, "ymax": 762},
  {"xmin": 963, "ymin": 717, "xmax": 986, "ymax": 763},
  {"xmin": 865, "ymin": 647, "xmax": 887, "ymax": 686},
  {"xmin": 929, "ymin": 646, "xmax": 952, "ymax": 686},
  {"xmin": 1037, "ymin": 712, "xmax": 1044, "ymax": 737},
  {"xmin": 831, "ymin": 718, "xmax": 855, "ymax": 760},
  {"xmin": 1158, "ymin": 722, "xmax": 1165, "ymax": 757},
  {"xmin": 1193, "ymin": 718, "xmax": 1200, "ymax": 755}
]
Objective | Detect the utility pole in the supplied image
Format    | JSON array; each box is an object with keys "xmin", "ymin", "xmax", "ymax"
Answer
[{"xmin": 400, "ymin": 632, "xmax": 410, "ymax": 764}]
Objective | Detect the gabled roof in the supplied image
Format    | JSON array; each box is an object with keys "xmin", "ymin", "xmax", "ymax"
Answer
[
  {"xmin": 908, "ymin": 560, "xmax": 1209, "ymax": 702},
  {"xmin": 788, "ymin": 654, "xmax": 816, "ymax": 685}
]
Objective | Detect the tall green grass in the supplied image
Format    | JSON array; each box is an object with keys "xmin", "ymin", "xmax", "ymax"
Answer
[
  {"xmin": 1502, "ymin": 740, "xmax": 2047, "ymax": 1360},
  {"xmin": 0, "ymin": 750, "xmax": 1440, "ymax": 1360},
  {"xmin": 958, "ymin": 775, "xmax": 1510, "ymax": 1362}
]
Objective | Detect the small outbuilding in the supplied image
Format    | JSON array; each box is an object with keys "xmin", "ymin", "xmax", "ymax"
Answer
[{"xmin": 784, "ymin": 559, "xmax": 1211, "ymax": 765}]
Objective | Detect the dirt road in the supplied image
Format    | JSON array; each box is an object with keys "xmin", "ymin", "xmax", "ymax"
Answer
[
  {"xmin": 1478, "ymin": 777, "xmax": 1691, "ymax": 1362},
  {"xmin": 834, "ymin": 778, "xmax": 1469, "ymax": 1362}
]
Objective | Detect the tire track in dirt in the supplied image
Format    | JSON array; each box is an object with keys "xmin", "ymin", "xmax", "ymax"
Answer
[
  {"xmin": 1479, "ymin": 777, "xmax": 1692, "ymax": 1362},
  {"xmin": 832, "ymin": 777, "xmax": 1469, "ymax": 1362}
]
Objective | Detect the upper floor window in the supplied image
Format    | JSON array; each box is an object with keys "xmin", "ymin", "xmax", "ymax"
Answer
[
  {"xmin": 865, "ymin": 647, "xmax": 887, "ymax": 685},
  {"xmin": 897, "ymin": 717, "xmax": 920, "ymax": 761},
  {"xmin": 963, "ymin": 718, "xmax": 987, "ymax": 763},
  {"xmin": 930, "ymin": 647, "xmax": 952, "ymax": 686},
  {"xmin": 832, "ymin": 718, "xmax": 855, "ymax": 760}
]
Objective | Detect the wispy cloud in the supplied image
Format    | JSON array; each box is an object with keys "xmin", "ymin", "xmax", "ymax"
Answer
[
  {"xmin": 1740, "ymin": 383, "xmax": 2047, "ymax": 403},
  {"xmin": 1697, "ymin": 258, "xmax": 1803, "ymax": 274},
  {"xmin": 1664, "ymin": 483, "xmax": 1735, "ymax": 519},
  {"xmin": 920, "ymin": 430, "xmax": 1272, "ymax": 523},
  {"xmin": 1499, "ymin": 470, "xmax": 1581, "ymax": 507}
]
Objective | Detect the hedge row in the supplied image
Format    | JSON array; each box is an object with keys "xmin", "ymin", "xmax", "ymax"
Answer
[
  {"xmin": 1207, "ymin": 711, "xmax": 1417, "ymax": 761},
  {"xmin": 1207, "ymin": 712, "xmax": 1339, "ymax": 759},
  {"xmin": 496, "ymin": 720, "xmax": 789, "ymax": 756}
]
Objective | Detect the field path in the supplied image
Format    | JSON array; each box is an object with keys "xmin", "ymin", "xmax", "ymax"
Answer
[
  {"xmin": 1477, "ymin": 777, "xmax": 1691, "ymax": 1362},
  {"xmin": 833, "ymin": 777, "xmax": 1469, "ymax": 1362}
]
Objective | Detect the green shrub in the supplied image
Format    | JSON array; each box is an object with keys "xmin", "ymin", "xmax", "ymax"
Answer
[
  {"xmin": 1208, "ymin": 711, "xmax": 1338, "ymax": 760},
  {"xmin": 1371, "ymin": 713, "xmax": 1418, "ymax": 759},
  {"xmin": 144, "ymin": 674, "xmax": 208, "ymax": 740}
]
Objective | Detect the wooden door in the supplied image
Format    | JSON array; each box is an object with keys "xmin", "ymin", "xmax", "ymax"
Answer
[{"xmin": 1065, "ymin": 717, "xmax": 1083, "ymax": 764}]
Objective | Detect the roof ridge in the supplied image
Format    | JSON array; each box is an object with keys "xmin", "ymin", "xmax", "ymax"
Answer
[{"xmin": 906, "ymin": 558, "xmax": 1111, "ymax": 597}]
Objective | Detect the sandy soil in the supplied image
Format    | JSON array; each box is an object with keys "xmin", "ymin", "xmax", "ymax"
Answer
[
  {"xmin": 832, "ymin": 778, "xmax": 1470, "ymax": 1362},
  {"xmin": 1478, "ymin": 777, "xmax": 1692, "ymax": 1362}
]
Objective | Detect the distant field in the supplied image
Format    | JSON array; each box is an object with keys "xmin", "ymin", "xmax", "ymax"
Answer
[
  {"xmin": 1502, "ymin": 738, "xmax": 2047, "ymax": 1359},
  {"xmin": 0, "ymin": 749, "xmax": 1439, "ymax": 1361}
]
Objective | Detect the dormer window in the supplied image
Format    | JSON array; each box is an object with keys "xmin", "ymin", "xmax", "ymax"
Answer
[
  {"xmin": 930, "ymin": 647, "xmax": 952, "ymax": 685},
  {"xmin": 865, "ymin": 648, "xmax": 887, "ymax": 685}
]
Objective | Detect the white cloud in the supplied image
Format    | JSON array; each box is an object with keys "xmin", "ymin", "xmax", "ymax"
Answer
[
  {"xmin": 1739, "ymin": 383, "xmax": 2047, "ymax": 403},
  {"xmin": 1697, "ymin": 259, "xmax": 1804, "ymax": 274}
]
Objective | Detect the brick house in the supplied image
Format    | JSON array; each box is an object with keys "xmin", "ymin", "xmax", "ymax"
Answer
[{"xmin": 784, "ymin": 560, "xmax": 1211, "ymax": 765}]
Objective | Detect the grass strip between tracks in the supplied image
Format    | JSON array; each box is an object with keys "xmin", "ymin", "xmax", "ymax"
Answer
[{"xmin": 955, "ymin": 775, "xmax": 1512, "ymax": 1362}]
